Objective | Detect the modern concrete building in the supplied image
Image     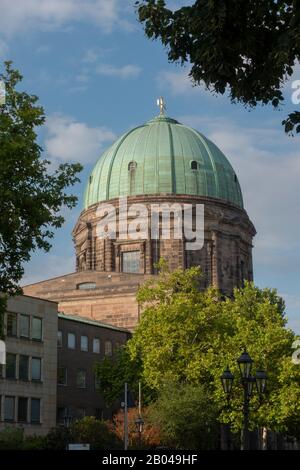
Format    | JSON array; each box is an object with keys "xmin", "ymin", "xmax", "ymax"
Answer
[
  {"xmin": 23, "ymin": 106, "xmax": 256, "ymax": 331},
  {"xmin": 56, "ymin": 312, "xmax": 130, "ymax": 424},
  {"xmin": 0, "ymin": 295, "xmax": 57, "ymax": 436}
]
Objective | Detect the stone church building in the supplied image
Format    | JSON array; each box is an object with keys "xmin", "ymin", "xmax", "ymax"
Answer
[{"xmin": 23, "ymin": 105, "xmax": 256, "ymax": 331}]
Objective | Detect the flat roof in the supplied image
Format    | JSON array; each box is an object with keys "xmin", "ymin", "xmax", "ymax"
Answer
[{"xmin": 58, "ymin": 312, "xmax": 131, "ymax": 334}]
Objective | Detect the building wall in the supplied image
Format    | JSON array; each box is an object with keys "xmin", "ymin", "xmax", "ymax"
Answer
[
  {"xmin": 0, "ymin": 296, "xmax": 57, "ymax": 436},
  {"xmin": 57, "ymin": 314, "xmax": 130, "ymax": 423},
  {"xmin": 73, "ymin": 194, "xmax": 255, "ymax": 294}
]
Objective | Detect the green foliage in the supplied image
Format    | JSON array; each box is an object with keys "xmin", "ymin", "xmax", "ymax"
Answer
[
  {"xmin": 0, "ymin": 427, "xmax": 46, "ymax": 450},
  {"xmin": 148, "ymin": 381, "xmax": 219, "ymax": 449},
  {"xmin": 95, "ymin": 345, "xmax": 154, "ymax": 406},
  {"xmin": 71, "ymin": 416, "xmax": 122, "ymax": 450},
  {"xmin": 128, "ymin": 265, "xmax": 300, "ymax": 438},
  {"xmin": 0, "ymin": 427, "xmax": 24, "ymax": 450},
  {"xmin": 45, "ymin": 417, "xmax": 122, "ymax": 450},
  {"xmin": 0, "ymin": 61, "xmax": 82, "ymax": 333},
  {"xmin": 136, "ymin": 1, "xmax": 300, "ymax": 134}
]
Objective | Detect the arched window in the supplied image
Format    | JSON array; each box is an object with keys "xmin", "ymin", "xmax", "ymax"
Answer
[
  {"xmin": 128, "ymin": 161, "xmax": 137, "ymax": 171},
  {"xmin": 190, "ymin": 160, "xmax": 198, "ymax": 170}
]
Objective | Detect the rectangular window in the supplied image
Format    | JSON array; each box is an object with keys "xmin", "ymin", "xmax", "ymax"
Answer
[
  {"xmin": 18, "ymin": 397, "xmax": 28, "ymax": 422},
  {"xmin": 77, "ymin": 408, "xmax": 86, "ymax": 419},
  {"xmin": 31, "ymin": 357, "xmax": 41, "ymax": 381},
  {"xmin": 93, "ymin": 338, "xmax": 100, "ymax": 354},
  {"xmin": 6, "ymin": 312, "xmax": 17, "ymax": 336},
  {"xmin": 80, "ymin": 335, "xmax": 88, "ymax": 352},
  {"xmin": 57, "ymin": 367, "xmax": 67, "ymax": 385},
  {"xmin": 104, "ymin": 340, "xmax": 112, "ymax": 357},
  {"xmin": 19, "ymin": 355, "xmax": 29, "ymax": 381},
  {"xmin": 122, "ymin": 250, "xmax": 140, "ymax": 273},
  {"xmin": 57, "ymin": 330, "xmax": 63, "ymax": 347},
  {"xmin": 68, "ymin": 333, "xmax": 76, "ymax": 349},
  {"xmin": 6, "ymin": 353, "xmax": 16, "ymax": 379},
  {"xmin": 32, "ymin": 317, "xmax": 42, "ymax": 341},
  {"xmin": 4, "ymin": 396, "xmax": 15, "ymax": 421},
  {"xmin": 57, "ymin": 407, "xmax": 68, "ymax": 424},
  {"xmin": 20, "ymin": 314, "xmax": 30, "ymax": 338},
  {"xmin": 94, "ymin": 374, "xmax": 101, "ymax": 391},
  {"xmin": 76, "ymin": 369, "xmax": 86, "ymax": 389},
  {"xmin": 31, "ymin": 398, "xmax": 41, "ymax": 424}
]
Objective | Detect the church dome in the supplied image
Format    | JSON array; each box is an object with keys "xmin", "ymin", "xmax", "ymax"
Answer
[{"xmin": 84, "ymin": 114, "xmax": 243, "ymax": 209}]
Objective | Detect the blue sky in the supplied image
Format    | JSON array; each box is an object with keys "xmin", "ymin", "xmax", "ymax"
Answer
[{"xmin": 1, "ymin": 0, "xmax": 299, "ymax": 333}]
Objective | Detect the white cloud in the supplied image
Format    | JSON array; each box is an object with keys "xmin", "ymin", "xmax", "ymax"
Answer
[
  {"xmin": 96, "ymin": 63, "xmax": 142, "ymax": 79},
  {"xmin": 0, "ymin": 0, "xmax": 133, "ymax": 37},
  {"xmin": 45, "ymin": 114, "xmax": 116, "ymax": 163}
]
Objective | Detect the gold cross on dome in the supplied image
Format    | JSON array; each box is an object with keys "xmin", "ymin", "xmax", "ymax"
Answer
[{"xmin": 157, "ymin": 96, "xmax": 166, "ymax": 115}]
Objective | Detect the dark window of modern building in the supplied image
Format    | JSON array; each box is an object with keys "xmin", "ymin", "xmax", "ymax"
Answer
[
  {"xmin": 76, "ymin": 369, "xmax": 86, "ymax": 389},
  {"xmin": 80, "ymin": 335, "xmax": 88, "ymax": 352},
  {"xmin": 77, "ymin": 282, "xmax": 96, "ymax": 290},
  {"xmin": 19, "ymin": 355, "xmax": 29, "ymax": 381},
  {"xmin": 122, "ymin": 250, "xmax": 140, "ymax": 273},
  {"xmin": 18, "ymin": 397, "xmax": 28, "ymax": 422},
  {"xmin": 6, "ymin": 353, "xmax": 16, "ymax": 379},
  {"xmin": 6, "ymin": 312, "xmax": 17, "ymax": 337},
  {"xmin": 31, "ymin": 398, "xmax": 41, "ymax": 424},
  {"xmin": 93, "ymin": 338, "xmax": 100, "ymax": 354},
  {"xmin": 68, "ymin": 333, "xmax": 76, "ymax": 349},
  {"xmin": 20, "ymin": 314, "xmax": 30, "ymax": 338},
  {"xmin": 95, "ymin": 408, "xmax": 103, "ymax": 420},
  {"xmin": 94, "ymin": 374, "xmax": 101, "ymax": 391},
  {"xmin": 77, "ymin": 408, "xmax": 86, "ymax": 419},
  {"xmin": 104, "ymin": 340, "xmax": 112, "ymax": 357},
  {"xmin": 57, "ymin": 406, "xmax": 68, "ymax": 424},
  {"xmin": 31, "ymin": 357, "xmax": 42, "ymax": 381},
  {"xmin": 57, "ymin": 367, "xmax": 67, "ymax": 386},
  {"xmin": 4, "ymin": 396, "xmax": 15, "ymax": 421},
  {"xmin": 191, "ymin": 160, "xmax": 198, "ymax": 170},
  {"xmin": 32, "ymin": 317, "xmax": 42, "ymax": 341},
  {"xmin": 57, "ymin": 330, "xmax": 63, "ymax": 347}
]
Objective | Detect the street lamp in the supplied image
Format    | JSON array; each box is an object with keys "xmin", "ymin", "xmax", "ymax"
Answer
[
  {"xmin": 135, "ymin": 416, "xmax": 144, "ymax": 448},
  {"xmin": 220, "ymin": 367, "xmax": 234, "ymax": 395},
  {"xmin": 237, "ymin": 350, "xmax": 253, "ymax": 379},
  {"xmin": 221, "ymin": 350, "xmax": 267, "ymax": 450}
]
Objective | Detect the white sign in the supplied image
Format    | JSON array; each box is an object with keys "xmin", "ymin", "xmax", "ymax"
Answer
[
  {"xmin": 68, "ymin": 443, "xmax": 90, "ymax": 451},
  {"xmin": 0, "ymin": 340, "xmax": 5, "ymax": 365}
]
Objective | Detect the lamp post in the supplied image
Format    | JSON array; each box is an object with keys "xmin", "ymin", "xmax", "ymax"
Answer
[
  {"xmin": 220, "ymin": 350, "xmax": 267, "ymax": 450},
  {"xmin": 135, "ymin": 416, "xmax": 144, "ymax": 449}
]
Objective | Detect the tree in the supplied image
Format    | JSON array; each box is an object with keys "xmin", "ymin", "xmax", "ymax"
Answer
[
  {"xmin": 127, "ymin": 265, "xmax": 300, "ymax": 440},
  {"xmin": 94, "ymin": 345, "xmax": 154, "ymax": 406},
  {"xmin": 45, "ymin": 417, "xmax": 123, "ymax": 450},
  {"xmin": 0, "ymin": 61, "xmax": 82, "ymax": 334},
  {"xmin": 109, "ymin": 407, "xmax": 161, "ymax": 449},
  {"xmin": 136, "ymin": 1, "xmax": 300, "ymax": 134},
  {"xmin": 147, "ymin": 381, "xmax": 219, "ymax": 449}
]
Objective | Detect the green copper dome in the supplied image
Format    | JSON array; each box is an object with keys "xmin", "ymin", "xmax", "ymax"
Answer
[{"xmin": 84, "ymin": 115, "xmax": 243, "ymax": 209}]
